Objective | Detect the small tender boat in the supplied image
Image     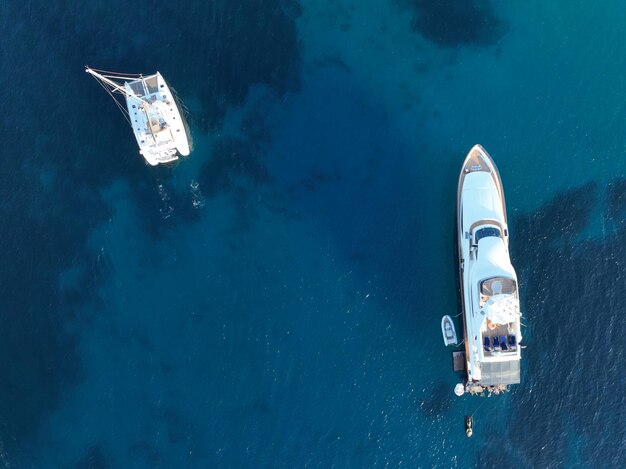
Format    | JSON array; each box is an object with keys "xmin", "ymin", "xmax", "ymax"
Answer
[
  {"xmin": 86, "ymin": 67, "xmax": 190, "ymax": 166},
  {"xmin": 457, "ymin": 145, "xmax": 523, "ymax": 390},
  {"xmin": 441, "ymin": 315, "xmax": 458, "ymax": 346}
]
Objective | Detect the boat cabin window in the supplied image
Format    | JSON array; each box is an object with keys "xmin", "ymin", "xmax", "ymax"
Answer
[
  {"xmin": 480, "ymin": 277, "xmax": 516, "ymax": 297},
  {"xmin": 474, "ymin": 226, "xmax": 501, "ymax": 243}
]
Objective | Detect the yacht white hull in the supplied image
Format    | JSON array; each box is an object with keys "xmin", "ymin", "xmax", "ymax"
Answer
[{"xmin": 457, "ymin": 145, "xmax": 522, "ymax": 389}]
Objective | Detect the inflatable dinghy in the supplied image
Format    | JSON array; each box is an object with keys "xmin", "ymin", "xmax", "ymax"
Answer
[{"xmin": 441, "ymin": 315, "xmax": 458, "ymax": 346}]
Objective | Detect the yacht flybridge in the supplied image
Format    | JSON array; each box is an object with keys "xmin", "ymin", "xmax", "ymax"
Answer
[
  {"xmin": 85, "ymin": 67, "xmax": 190, "ymax": 166},
  {"xmin": 457, "ymin": 145, "xmax": 522, "ymax": 392}
]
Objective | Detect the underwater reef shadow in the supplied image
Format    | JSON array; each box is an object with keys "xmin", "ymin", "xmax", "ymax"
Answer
[
  {"xmin": 0, "ymin": 120, "xmax": 118, "ymax": 451},
  {"xmin": 196, "ymin": 92, "xmax": 307, "ymax": 237},
  {"xmin": 22, "ymin": 0, "xmax": 302, "ymax": 133},
  {"xmin": 505, "ymin": 182, "xmax": 626, "ymax": 467},
  {"xmin": 396, "ymin": 0, "xmax": 506, "ymax": 48},
  {"xmin": 74, "ymin": 446, "xmax": 112, "ymax": 469},
  {"xmin": 606, "ymin": 177, "xmax": 626, "ymax": 220},
  {"xmin": 417, "ymin": 381, "xmax": 454, "ymax": 419}
]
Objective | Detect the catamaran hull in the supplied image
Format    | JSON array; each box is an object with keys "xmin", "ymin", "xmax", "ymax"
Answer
[{"xmin": 125, "ymin": 73, "xmax": 190, "ymax": 166}]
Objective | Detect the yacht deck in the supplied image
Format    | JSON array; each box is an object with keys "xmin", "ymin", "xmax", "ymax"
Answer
[{"xmin": 480, "ymin": 359, "xmax": 520, "ymax": 386}]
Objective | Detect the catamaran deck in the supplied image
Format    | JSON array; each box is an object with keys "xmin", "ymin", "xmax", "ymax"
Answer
[{"xmin": 126, "ymin": 73, "xmax": 189, "ymax": 164}]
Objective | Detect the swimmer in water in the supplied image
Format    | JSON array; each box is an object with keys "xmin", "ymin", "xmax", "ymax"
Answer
[{"xmin": 465, "ymin": 416, "xmax": 473, "ymax": 437}]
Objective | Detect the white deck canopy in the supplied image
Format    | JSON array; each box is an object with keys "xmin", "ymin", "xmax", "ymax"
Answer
[{"xmin": 470, "ymin": 237, "xmax": 517, "ymax": 285}]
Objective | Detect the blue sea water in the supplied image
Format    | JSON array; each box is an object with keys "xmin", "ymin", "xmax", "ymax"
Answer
[{"xmin": 1, "ymin": 0, "xmax": 625, "ymax": 467}]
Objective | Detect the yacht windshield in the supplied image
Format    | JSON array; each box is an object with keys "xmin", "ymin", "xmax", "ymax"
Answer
[
  {"xmin": 475, "ymin": 226, "xmax": 501, "ymax": 243},
  {"xmin": 481, "ymin": 277, "xmax": 517, "ymax": 296}
]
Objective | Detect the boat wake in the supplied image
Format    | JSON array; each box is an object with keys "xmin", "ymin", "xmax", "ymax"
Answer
[
  {"xmin": 190, "ymin": 180, "xmax": 205, "ymax": 209},
  {"xmin": 157, "ymin": 184, "xmax": 174, "ymax": 219},
  {"xmin": 466, "ymin": 383, "xmax": 509, "ymax": 396}
]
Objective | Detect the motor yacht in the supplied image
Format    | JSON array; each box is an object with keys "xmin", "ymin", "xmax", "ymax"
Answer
[{"xmin": 457, "ymin": 145, "xmax": 522, "ymax": 390}]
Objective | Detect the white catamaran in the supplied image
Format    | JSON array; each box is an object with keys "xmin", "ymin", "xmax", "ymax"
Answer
[
  {"xmin": 86, "ymin": 67, "xmax": 190, "ymax": 166},
  {"xmin": 457, "ymin": 145, "xmax": 523, "ymax": 392}
]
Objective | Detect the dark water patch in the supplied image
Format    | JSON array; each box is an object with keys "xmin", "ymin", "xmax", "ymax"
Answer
[
  {"xmin": 251, "ymin": 190, "xmax": 302, "ymax": 226},
  {"xmin": 316, "ymin": 1, "xmax": 353, "ymax": 32},
  {"xmin": 477, "ymin": 435, "xmax": 525, "ymax": 468},
  {"xmin": 74, "ymin": 446, "xmax": 112, "ymax": 469},
  {"xmin": 508, "ymin": 183, "xmax": 626, "ymax": 467},
  {"xmin": 199, "ymin": 138, "xmax": 272, "ymax": 198},
  {"xmin": 606, "ymin": 178, "xmax": 626, "ymax": 220},
  {"xmin": 240, "ymin": 95, "xmax": 278, "ymax": 148},
  {"xmin": 518, "ymin": 182, "xmax": 597, "ymax": 245},
  {"xmin": 159, "ymin": 361, "xmax": 176, "ymax": 377},
  {"xmin": 197, "ymin": 135, "xmax": 283, "ymax": 236},
  {"xmin": 247, "ymin": 396, "xmax": 274, "ymax": 416},
  {"xmin": 128, "ymin": 441, "xmax": 162, "ymax": 466},
  {"xmin": 159, "ymin": 408, "xmax": 193, "ymax": 445},
  {"xmin": 397, "ymin": 0, "xmax": 505, "ymax": 48},
  {"xmin": 279, "ymin": 0, "xmax": 303, "ymax": 19},
  {"xmin": 200, "ymin": 93, "xmax": 278, "ymax": 204},
  {"xmin": 0, "ymin": 125, "xmax": 112, "ymax": 450},
  {"xmin": 417, "ymin": 381, "xmax": 452, "ymax": 419},
  {"xmin": 315, "ymin": 56, "xmax": 352, "ymax": 73},
  {"xmin": 156, "ymin": 409, "xmax": 205, "ymax": 464},
  {"xmin": 223, "ymin": 96, "xmax": 308, "ymax": 224},
  {"xmin": 290, "ymin": 168, "xmax": 342, "ymax": 195},
  {"xmin": 266, "ymin": 70, "xmax": 448, "ymax": 333},
  {"xmin": 11, "ymin": 0, "xmax": 301, "ymax": 133},
  {"xmin": 163, "ymin": 0, "xmax": 302, "ymax": 131}
]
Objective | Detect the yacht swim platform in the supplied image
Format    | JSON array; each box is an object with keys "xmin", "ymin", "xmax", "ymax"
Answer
[{"xmin": 452, "ymin": 351, "xmax": 466, "ymax": 372}]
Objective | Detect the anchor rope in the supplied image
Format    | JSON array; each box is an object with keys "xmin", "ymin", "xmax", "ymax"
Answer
[{"xmin": 471, "ymin": 394, "xmax": 491, "ymax": 417}]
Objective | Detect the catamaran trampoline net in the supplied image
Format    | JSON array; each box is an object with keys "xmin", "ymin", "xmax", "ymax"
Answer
[
  {"xmin": 144, "ymin": 75, "xmax": 159, "ymax": 94},
  {"xmin": 129, "ymin": 81, "xmax": 145, "ymax": 97}
]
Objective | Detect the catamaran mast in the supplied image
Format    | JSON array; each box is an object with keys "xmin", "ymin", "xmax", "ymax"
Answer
[
  {"xmin": 85, "ymin": 66, "xmax": 145, "ymax": 103},
  {"xmin": 86, "ymin": 66, "xmax": 160, "ymax": 148}
]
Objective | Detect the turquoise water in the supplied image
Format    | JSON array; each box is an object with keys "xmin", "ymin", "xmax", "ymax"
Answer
[{"xmin": 0, "ymin": 1, "xmax": 625, "ymax": 467}]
